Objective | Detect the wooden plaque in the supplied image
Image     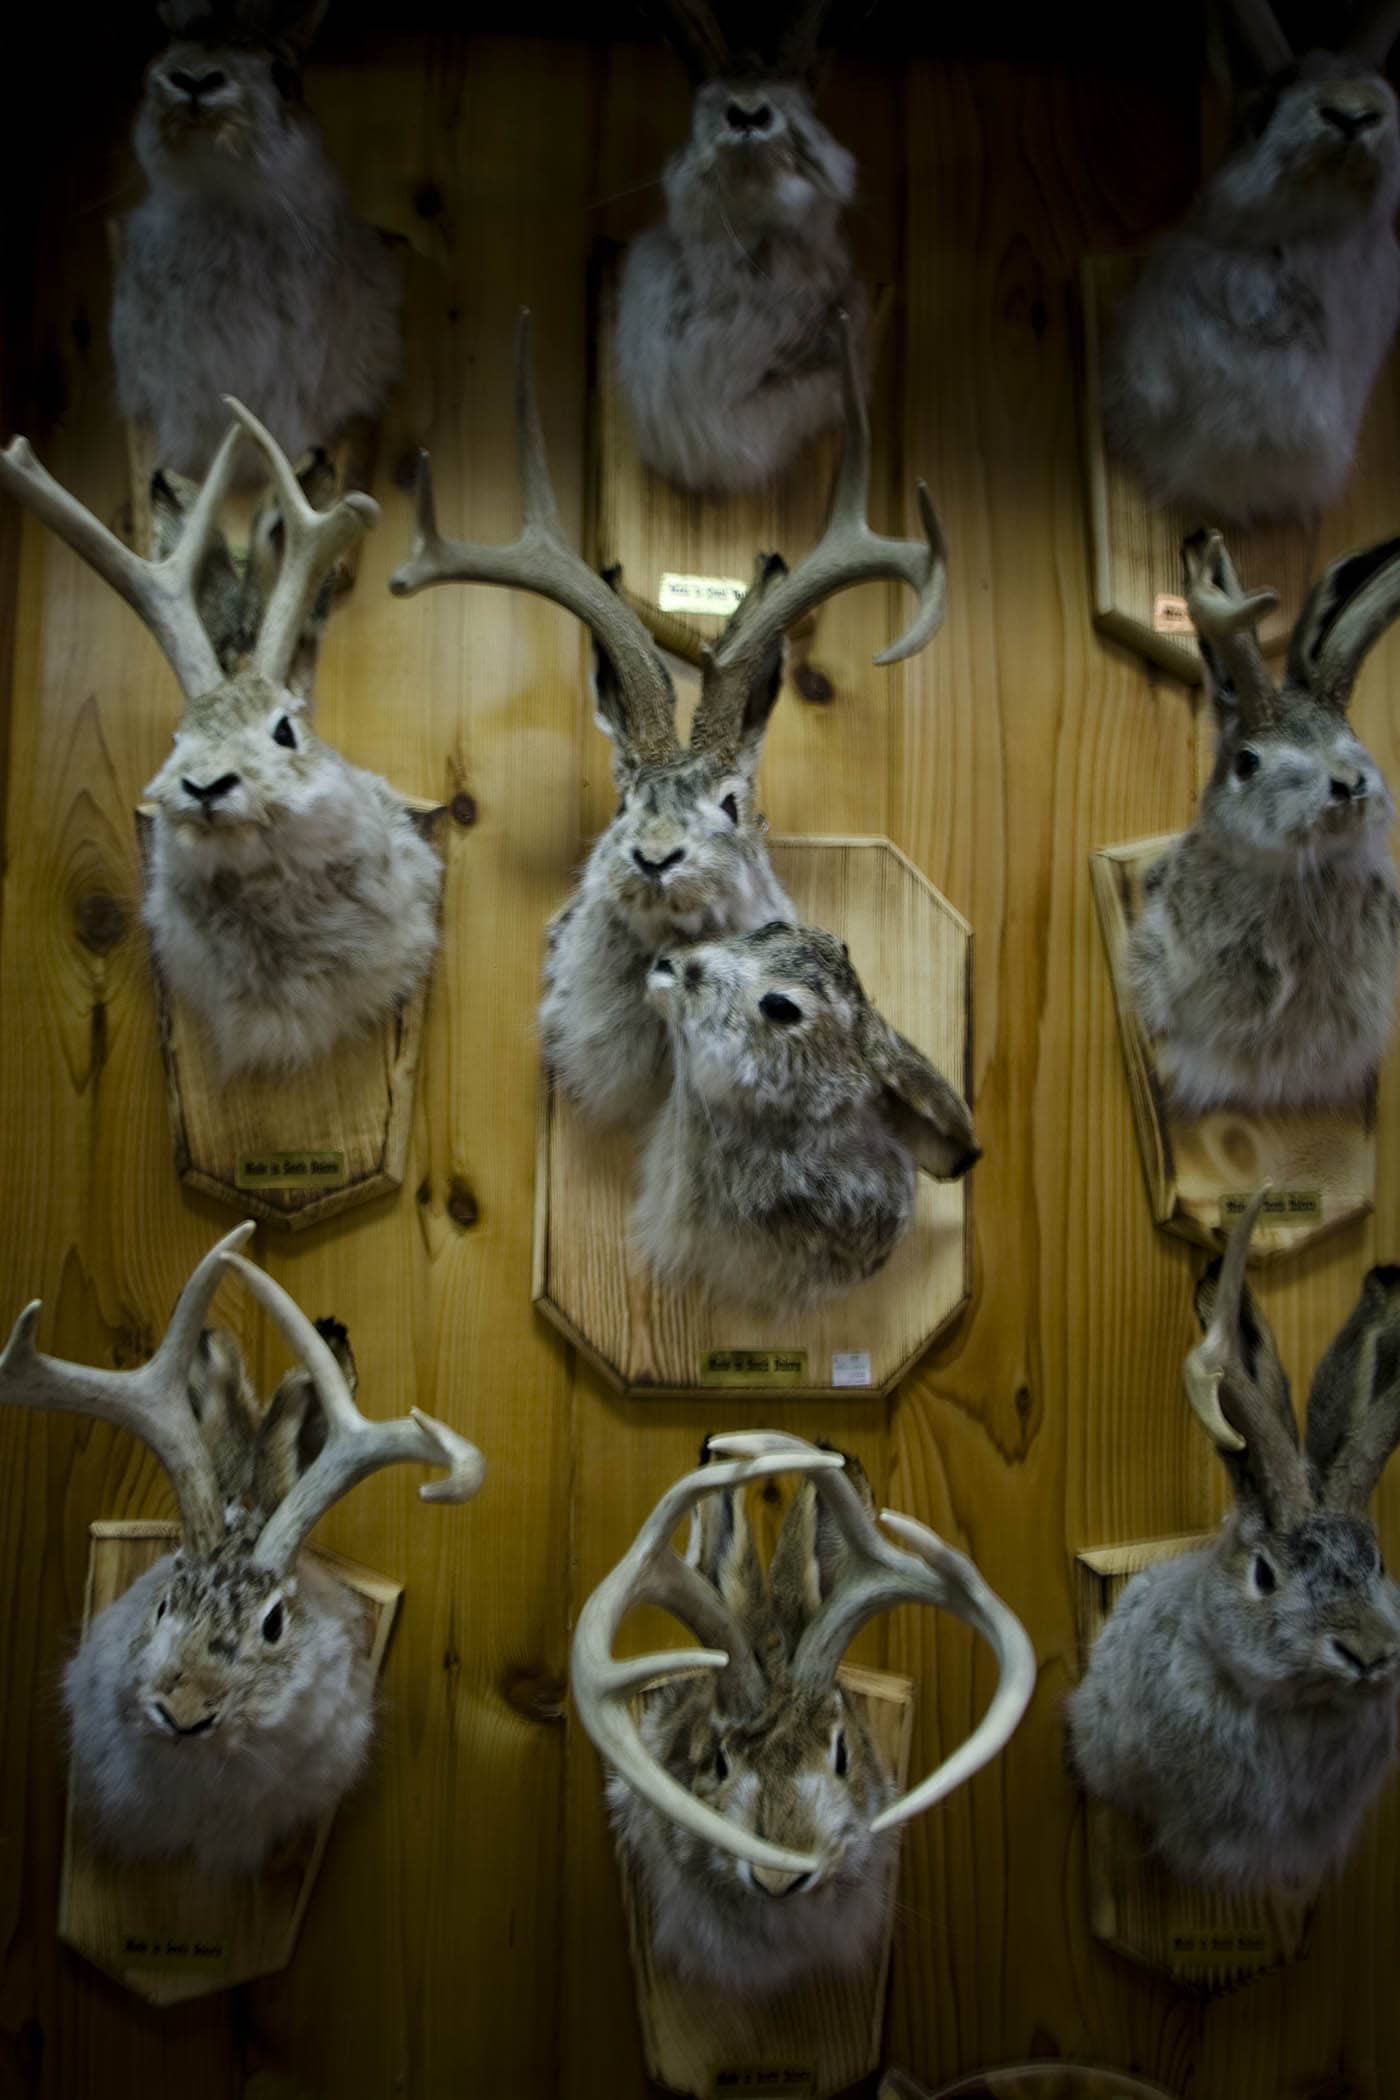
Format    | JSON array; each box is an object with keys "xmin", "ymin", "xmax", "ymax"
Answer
[
  {"xmin": 1090, "ymin": 834, "xmax": 1374, "ymax": 1261},
  {"xmin": 1073, "ymin": 1536, "xmax": 1315, "ymax": 1995},
  {"xmin": 59, "ymin": 1520, "xmax": 403, "ymax": 2006},
  {"xmin": 1080, "ymin": 252, "xmax": 1317, "ymax": 684},
  {"xmin": 618, "ymin": 1663, "xmax": 914, "ymax": 2100},
  {"xmin": 534, "ymin": 836, "xmax": 974, "ymax": 1397},
  {"xmin": 136, "ymin": 803, "xmax": 445, "ymax": 1231}
]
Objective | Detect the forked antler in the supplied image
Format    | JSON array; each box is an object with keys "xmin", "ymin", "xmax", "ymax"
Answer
[
  {"xmin": 0, "ymin": 420, "xmax": 247, "ymax": 698},
  {"xmin": 572, "ymin": 1436, "xmax": 846, "ymax": 1874},
  {"xmin": 390, "ymin": 312, "xmax": 679, "ymax": 766},
  {"xmin": 0, "ymin": 1223, "xmax": 255, "ymax": 1555},
  {"xmin": 1183, "ymin": 530, "xmax": 1280, "ymax": 724},
  {"xmin": 688, "ymin": 315, "xmax": 947, "ymax": 758},
  {"xmin": 224, "ymin": 1254, "xmax": 484, "ymax": 1576},
  {"xmin": 221, "ymin": 398, "xmax": 378, "ymax": 690},
  {"xmin": 572, "ymin": 1431, "xmax": 1035, "ymax": 1873}
]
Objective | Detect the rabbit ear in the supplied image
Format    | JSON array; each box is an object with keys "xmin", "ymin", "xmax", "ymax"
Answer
[
  {"xmin": 862, "ymin": 1014, "xmax": 979, "ymax": 1180},
  {"xmin": 1215, "ymin": 0, "xmax": 1293, "ymax": 76},
  {"xmin": 252, "ymin": 1314, "xmax": 344, "ymax": 1515},
  {"xmin": 1305, "ymin": 1267, "xmax": 1400, "ymax": 1515},
  {"xmin": 1287, "ymin": 536, "xmax": 1400, "ymax": 716},
  {"xmin": 688, "ymin": 1441, "xmax": 768, "ymax": 1657},
  {"xmin": 185, "ymin": 1328, "xmax": 259, "ymax": 1498},
  {"xmin": 1346, "ymin": 1, "xmax": 1400, "ymax": 64},
  {"xmin": 226, "ymin": 0, "xmax": 328, "ymax": 54},
  {"xmin": 690, "ymin": 552, "xmax": 789, "ymax": 774}
]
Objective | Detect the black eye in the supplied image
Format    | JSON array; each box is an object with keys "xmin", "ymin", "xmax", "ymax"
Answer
[
  {"xmin": 720, "ymin": 793, "xmax": 739, "ymax": 825},
  {"xmin": 273, "ymin": 715, "xmax": 297, "ymax": 750},
  {"xmin": 1234, "ymin": 747, "xmax": 1261, "ymax": 781},
  {"xmin": 714, "ymin": 1743, "xmax": 729, "ymax": 1781},
  {"xmin": 261, "ymin": 1600, "xmax": 285, "ymax": 1643},
  {"xmin": 759, "ymin": 992, "xmax": 802, "ymax": 1025},
  {"xmin": 833, "ymin": 1729, "xmax": 848, "ymax": 1777},
  {"xmin": 1252, "ymin": 1554, "xmax": 1277, "ymax": 1595},
  {"xmin": 155, "ymin": 1597, "xmax": 168, "ymax": 1622}
]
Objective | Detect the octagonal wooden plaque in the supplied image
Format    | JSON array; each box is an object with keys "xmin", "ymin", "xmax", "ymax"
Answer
[
  {"xmin": 1080, "ymin": 252, "xmax": 1317, "ymax": 684},
  {"xmin": 534, "ymin": 835, "xmax": 974, "ymax": 1398},
  {"xmin": 60, "ymin": 1520, "xmax": 402, "ymax": 2006},
  {"xmin": 1091, "ymin": 833, "xmax": 1374, "ymax": 1262}
]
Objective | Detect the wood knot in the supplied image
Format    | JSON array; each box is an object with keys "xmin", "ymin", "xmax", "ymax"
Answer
[
  {"xmin": 448, "ymin": 1179, "xmax": 479, "ymax": 1230},
  {"xmin": 75, "ymin": 892, "xmax": 127, "ymax": 954},
  {"xmin": 451, "ymin": 792, "xmax": 478, "ymax": 828},
  {"xmin": 416, "ymin": 1177, "xmax": 432, "ymax": 1206},
  {"xmin": 502, "ymin": 1665, "xmax": 566, "ymax": 1724},
  {"xmin": 793, "ymin": 663, "xmax": 834, "ymax": 705},
  {"xmin": 413, "ymin": 181, "xmax": 445, "ymax": 220}
]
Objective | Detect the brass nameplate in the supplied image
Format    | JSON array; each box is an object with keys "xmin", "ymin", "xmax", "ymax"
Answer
[
  {"xmin": 1220, "ymin": 1189, "xmax": 1322, "ymax": 1223},
  {"xmin": 123, "ymin": 1932, "xmax": 227, "ymax": 1973},
  {"xmin": 236, "ymin": 1151, "xmax": 346, "ymax": 1191},
  {"xmin": 1167, "ymin": 1923, "xmax": 1275, "ymax": 1965},
  {"xmin": 701, "ymin": 1350, "xmax": 807, "ymax": 1389},
  {"xmin": 713, "ymin": 2071, "xmax": 816, "ymax": 2098}
]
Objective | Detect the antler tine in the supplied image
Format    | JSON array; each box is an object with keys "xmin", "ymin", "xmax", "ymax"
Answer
[
  {"xmin": 689, "ymin": 314, "xmax": 947, "ymax": 758},
  {"xmin": 1219, "ymin": 0, "xmax": 1293, "ymax": 70},
  {"xmin": 0, "ymin": 427, "xmax": 237, "ymax": 699},
  {"xmin": 0, "ymin": 1222, "xmax": 256, "ymax": 1557},
  {"xmin": 1184, "ymin": 530, "xmax": 1280, "ymax": 722},
  {"xmin": 390, "ymin": 312, "xmax": 679, "ymax": 765},
  {"xmin": 1346, "ymin": 0, "xmax": 1400, "ymax": 61},
  {"xmin": 223, "ymin": 396, "xmax": 378, "ymax": 691},
  {"xmin": 571, "ymin": 1439, "xmax": 846, "ymax": 1876},
  {"xmin": 221, "ymin": 1254, "xmax": 484, "ymax": 1577},
  {"xmin": 1182, "ymin": 1185, "xmax": 1270, "ymax": 1452}
]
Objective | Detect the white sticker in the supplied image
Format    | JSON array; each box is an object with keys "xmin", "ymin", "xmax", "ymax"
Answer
[
  {"xmin": 658, "ymin": 572, "xmax": 749, "ymax": 617},
  {"xmin": 1153, "ymin": 593, "xmax": 1194, "ymax": 635},
  {"xmin": 831, "ymin": 1352, "xmax": 872, "ymax": 1388}
]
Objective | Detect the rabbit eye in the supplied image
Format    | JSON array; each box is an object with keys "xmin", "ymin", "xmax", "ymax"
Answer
[
  {"xmin": 155, "ymin": 1597, "xmax": 168, "ymax": 1622},
  {"xmin": 1234, "ymin": 747, "xmax": 1261, "ymax": 782},
  {"xmin": 759, "ymin": 992, "xmax": 803, "ymax": 1025},
  {"xmin": 1251, "ymin": 1554, "xmax": 1277, "ymax": 1596},
  {"xmin": 273, "ymin": 716, "xmax": 297, "ymax": 750},
  {"xmin": 832, "ymin": 1729, "xmax": 848, "ymax": 1777},
  {"xmin": 714, "ymin": 1743, "xmax": 729, "ymax": 1781},
  {"xmin": 261, "ymin": 1600, "xmax": 285, "ymax": 1643},
  {"xmin": 720, "ymin": 793, "xmax": 740, "ymax": 825}
]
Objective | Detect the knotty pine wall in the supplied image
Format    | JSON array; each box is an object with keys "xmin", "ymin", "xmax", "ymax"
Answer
[{"xmin": 2, "ymin": 28, "xmax": 1399, "ymax": 2100}]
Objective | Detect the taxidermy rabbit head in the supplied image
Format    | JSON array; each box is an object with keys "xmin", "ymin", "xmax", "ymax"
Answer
[
  {"xmin": 135, "ymin": 0, "xmax": 332, "ymax": 197},
  {"xmin": 573, "ymin": 1432, "xmax": 1034, "ymax": 1994},
  {"xmin": 0, "ymin": 1224, "xmax": 483, "ymax": 1877},
  {"xmin": 636, "ymin": 921, "xmax": 977, "ymax": 1310},
  {"xmin": 1069, "ymin": 1189, "xmax": 1400, "ymax": 1890},
  {"xmin": 392, "ymin": 312, "xmax": 944, "ymax": 1125},
  {"xmin": 0, "ymin": 408, "xmax": 442, "ymax": 1074}
]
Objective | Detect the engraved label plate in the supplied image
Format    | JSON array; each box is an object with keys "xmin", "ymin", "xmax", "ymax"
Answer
[
  {"xmin": 701, "ymin": 1349, "xmax": 808, "ymax": 1389},
  {"xmin": 236, "ymin": 1151, "xmax": 347, "ymax": 1191}
]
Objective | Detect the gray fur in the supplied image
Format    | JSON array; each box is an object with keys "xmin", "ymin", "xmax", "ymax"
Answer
[
  {"xmin": 1106, "ymin": 50, "xmax": 1400, "ymax": 522},
  {"xmin": 610, "ymin": 1454, "xmax": 895, "ymax": 1994},
  {"xmin": 112, "ymin": 2, "xmax": 400, "ymax": 479},
  {"xmin": 616, "ymin": 78, "xmax": 865, "ymax": 493},
  {"xmin": 635, "ymin": 921, "xmax": 978, "ymax": 1310}
]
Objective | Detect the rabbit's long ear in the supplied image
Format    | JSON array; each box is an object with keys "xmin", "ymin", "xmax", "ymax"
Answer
[
  {"xmin": 1185, "ymin": 1191, "xmax": 1310, "ymax": 1529},
  {"xmin": 1346, "ymin": 1, "xmax": 1400, "ymax": 65},
  {"xmin": 236, "ymin": 0, "xmax": 330, "ymax": 56},
  {"xmin": 1214, "ymin": 0, "xmax": 1293, "ymax": 78},
  {"xmin": 700, "ymin": 552, "xmax": 789, "ymax": 778},
  {"xmin": 688, "ymin": 1440, "xmax": 767, "ymax": 1659},
  {"xmin": 252, "ymin": 1315, "xmax": 345, "ymax": 1516},
  {"xmin": 863, "ymin": 1015, "xmax": 979, "ymax": 1180},
  {"xmin": 1305, "ymin": 1267, "xmax": 1400, "ymax": 1516},
  {"xmin": 186, "ymin": 1328, "xmax": 260, "ymax": 1501},
  {"xmin": 1287, "ymin": 536, "xmax": 1400, "ymax": 717},
  {"xmin": 638, "ymin": 0, "xmax": 733, "ymax": 82}
]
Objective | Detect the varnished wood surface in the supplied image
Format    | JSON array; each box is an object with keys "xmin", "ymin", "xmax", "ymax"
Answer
[{"xmin": 2, "ymin": 31, "xmax": 1400, "ymax": 2100}]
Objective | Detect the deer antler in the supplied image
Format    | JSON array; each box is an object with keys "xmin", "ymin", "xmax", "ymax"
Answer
[
  {"xmin": 222, "ymin": 398, "xmax": 378, "ymax": 691},
  {"xmin": 0, "ymin": 419, "xmax": 246, "ymax": 699},
  {"xmin": 390, "ymin": 311, "xmax": 679, "ymax": 766},
  {"xmin": 688, "ymin": 315, "xmax": 947, "ymax": 759},
  {"xmin": 1183, "ymin": 530, "xmax": 1280, "ymax": 725},
  {"xmin": 221, "ymin": 1254, "xmax": 483, "ymax": 1576},
  {"xmin": 571, "ymin": 1434, "xmax": 847, "ymax": 1876},
  {"xmin": 0, "ymin": 1223, "xmax": 256, "ymax": 1556}
]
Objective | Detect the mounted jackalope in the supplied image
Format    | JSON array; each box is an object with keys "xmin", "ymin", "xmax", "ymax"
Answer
[
  {"xmin": 0, "ymin": 407, "xmax": 443, "ymax": 1076},
  {"xmin": 571, "ymin": 1432, "xmax": 1034, "ymax": 1995},
  {"xmin": 391, "ymin": 310, "xmax": 945, "ymax": 1124},
  {"xmin": 1125, "ymin": 528, "xmax": 1400, "ymax": 1113},
  {"xmin": 0, "ymin": 1223, "xmax": 483, "ymax": 1877}
]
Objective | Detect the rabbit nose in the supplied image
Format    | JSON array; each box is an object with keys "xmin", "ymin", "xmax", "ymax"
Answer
[
  {"xmin": 154, "ymin": 1700, "xmax": 220, "ymax": 1737},
  {"xmin": 1321, "ymin": 103, "xmax": 1381, "ymax": 141},
  {"xmin": 168, "ymin": 67, "xmax": 227, "ymax": 100},
  {"xmin": 650, "ymin": 955, "xmax": 676, "ymax": 978},
  {"xmin": 633, "ymin": 847, "xmax": 685, "ymax": 877},
  {"xmin": 751, "ymin": 1866, "xmax": 813, "ymax": 1897},
  {"xmin": 726, "ymin": 100, "xmax": 773, "ymax": 134},
  {"xmin": 1331, "ymin": 1635, "xmax": 1396, "ymax": 1678},
  {"xmin": 183, "ymin": 772, "xmax": 240, "ymax": 805},
  {"xmin": 1329, "ymin": 770, "xmax": 1364, "ymax": 802}
]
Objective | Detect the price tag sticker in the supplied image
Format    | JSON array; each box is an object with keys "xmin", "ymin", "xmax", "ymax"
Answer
[
  {"xmin": 831, "ymin": 1351, "xmax": 872, "ymax": 1388},
  {"xmin": 1153, "ymin": 593, "xmax": 1194, "ymax": 635},
  {"xmin": 658, "ymin": 572, "xmax": 749, "ymax": 617}
]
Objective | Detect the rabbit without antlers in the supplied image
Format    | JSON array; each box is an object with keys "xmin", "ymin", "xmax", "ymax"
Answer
[
  {"xmin": 1126, "ymin": 529, "xmax": 1400, "ymax": 1114},
  {"xmin": 390, "ymin": 312, "xmax": 945, "ymax": 1126},
  {"xmin": 0, "ymin": 405, "xmax": 443, "ymax": 1077},
  {"xmin": 572, "ymin": 1432, "xmax": 1034, "ymax": 1995},
  {"xmin": 638, "ymin": 921, "xmax": 977, "ymax": 1310},
  {"xmin": 112, "ymin": 0, "xmax": 400, "ymax": 480},
  {"xmin": 1069, "ymin": 1188, "xmax": 1400, "ymax": 1891},
  {"xmin": 1104, "ymin": 0, "xmax": 1400, "ymax": 523},
  {"xmin": 0, "ymin": 1224, "xmax": 483, "ymax": 1878},
  {"xmin": 616, "ymin": 0, "xmax": 864, "ymax": 492}
]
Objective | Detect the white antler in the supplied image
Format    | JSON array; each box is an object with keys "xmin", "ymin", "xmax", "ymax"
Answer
[
  {"xmin": 571, "ymin": 1435, "xmax": 847, "ymax": 1876},
  {"xmin": 221, "ymin": 1254, "xmax": 484, "ymax": 1576},
  {"xmin": 1183, "ymin": 530, "xmax": 1280, "ymax": 727},
  {"xmin": 0, "ymin": 420, "xmax": 246, "ymax": 698},
  {"xmin": 1182, "ymin": 1184, "xmax": 1268, "ymax": 1453},
  {"xmin": 0, "ymin": 1223, "xmax": 255, "ymax": 1555}
]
